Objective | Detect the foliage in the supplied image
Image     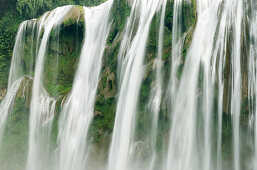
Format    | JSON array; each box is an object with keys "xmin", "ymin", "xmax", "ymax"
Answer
[
  {"xmin": 0, "ymin": 11, "xmax": 23, "ymax": 87},
  {"xmin": 16, "ymin": 0, "xmax": 107, "ymax": 18},
  {"xmin": 182, "ymin": 2, "xmax": 196, "ymax": 32},
  {"xmin": 89, "ymin": 97, "xmax": 116, "ymax": 143}
]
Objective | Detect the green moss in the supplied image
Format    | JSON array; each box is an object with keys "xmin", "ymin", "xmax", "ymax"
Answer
[
  {"xmin": 89, "ymin": 97, "xmax": 116, "ymax": 143},
  {"xmin": 240, "ymin": 97, "xmax": 250, "ymax": 126},
  {"xmin": 63, "ymin": 18, "xmax": 76, "ymax": 27},
  {"xmin": 222, "ymin": 113, "xmax": 233, "ymax": 164},
  {"xmin": 164, "ymin": 1, "xmax": 174, "ymax": 32},
  {"xmin": 0, "ymin": 11, "xmax": 23, "ymax": 87},
  {"xmin": 107, "ymin": 0, "xmax": 131, "ymax": 46},
  {"xmin": 182, "ymin": 2, "xmax": 196, "ymax": 32},
  {"xmin": 43, "ymin": 23, "xmax": 83, "ymax": 97},
  {"xmin": 16, "ymin": 0, "xmax": 107, "ymax": 19},
  {"xmin": 162, "ymin": 53, "xmax": 169, "ymax": 60},
  {"xmin": 147, "ymin": 14, "xmax": 158, "ymax": 60}
]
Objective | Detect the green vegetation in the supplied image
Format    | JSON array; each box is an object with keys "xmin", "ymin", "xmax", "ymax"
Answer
[
  {"xmin": 0, "ymin": 12, "xmax": 23, "ymax": 87},
  {"xmin": 43, "ymin": 22, "xmax": 84, "ymax": 97},
  {"xmin": 16, "ymin": 0, "xmax": 107, "ymax": 18}
]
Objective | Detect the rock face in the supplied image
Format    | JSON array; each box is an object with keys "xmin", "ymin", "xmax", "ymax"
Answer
[{"xmin": 98, "ymin": 67, "xmax": 116, "ymax": 100}]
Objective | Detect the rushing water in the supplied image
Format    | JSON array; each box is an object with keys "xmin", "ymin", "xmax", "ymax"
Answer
[
  {"xmin": 0, "ymin": 19, "xmax": 36, "ymax": 152},
  {"xmin": 147, "ymin": 0, "xmax": 167, "ymax": 169},
  {"xmin": 107, "ymin": 1, "xmax": 161, "ymax": 170},
  {"xmin": 8, "ymin": 21, "xmax": 28, "ymax": 87},
  {"xmin": 56, "ymin": 1, "xmax": 113, "ymax": 170},
  {"xmin": 2, "ymin": 0, "xmax": 257, "ymax": 170},
  {"xmin": 27, "ymin": 6, "xmax": 72, "ymax": 170}
]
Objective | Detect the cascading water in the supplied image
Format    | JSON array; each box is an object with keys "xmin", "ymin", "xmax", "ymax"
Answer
[
  {"xmin": 147, "ymin": 0, "xmax": 167, "ymax": 169},
  {"xmin": 212, "ymin": 3, "xmax": 230, "ymax": 170},
  {"xmin": 56, "ymin": 1, "xmax": 113, "ymax": 170},
  {"xmin": 166, "ymin": 1, "xmax": 220, "ymax": 170},
  {"xmin": 8, "ymin": 21, "xmax": 28, "ymax": 87},
  {"xmin": 0, "ymin": 20, "xmax": 27, "ymax": 146},
  {"xmin": 26, "ymin": 6, "xmax": 72, "ymax": 170},
  {"xmin": 168, "ymin": 0, "xmax": 183, "ymax": 103},
  {"xmin": 107, "ymin": 1, "xmax": 161, "ymax": 170},
  {"xmin": 1, "ymin": 0, "xmax": 257, "ymax": 170},
  {"xmin": 0, "ymin": 19, "xmax": 36, "ymax": 149},
  {"xmin": 231, "ymin": 1, "xmax": 243, "ymax": 170}
]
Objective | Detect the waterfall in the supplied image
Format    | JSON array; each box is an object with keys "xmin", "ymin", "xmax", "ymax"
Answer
[
  {"xmin": 168, "ymin": 0, "xmax": 183, "ymax": 103},
  {"xmin": 107, "ymin": 1, "xmax": 161, "ymax": 170},
  {"xmin": 212, "ymin": 2, "xmax": 230, "ymax": 170},
  {"xmin": 166, "ymin": 1, "xmax": 220, "ymax": 170},
  {"xmin": 231, "ymin": 1, "xmax": 243, "ymax": 170},
  {"xmin": 8, "ymin": 21, "xmax": 28, "ymax": 87},
  {"xmin": 26, "ymin": 6, "xmax": 72, "ymax": 170},
  {"xmin": 0, "ymin": 21, "xmax": 28, "ymax": 146},
  {"xmin": 56, "ymin": 1, "xmax": 113, "ymax": 170},
  {"xmin": 0, "ymin": 19, "xmax": 36, "ymax": 149},
  {"xmin": 1, "ymin": 0, "xmax": 256, "ymax": 170},
  {"xmin": 147, "ymin": 0, "xmax": 167, "ymax": 169}
]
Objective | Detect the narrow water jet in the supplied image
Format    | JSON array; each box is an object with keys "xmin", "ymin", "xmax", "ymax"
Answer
[
  {"xmin": 230, "ymin": 1, "xmax": 243, "ymax": 170},
  {"xmin": 147, "ymin": 0, "xmax": 167, "ymax": 169},
  {"xmin": 8, "ymin": 21, "xmax": 28, "ymax": 87},
  {"xmin": 168, "ymin": 0, "xmax": 183, "ymax": 104}
]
